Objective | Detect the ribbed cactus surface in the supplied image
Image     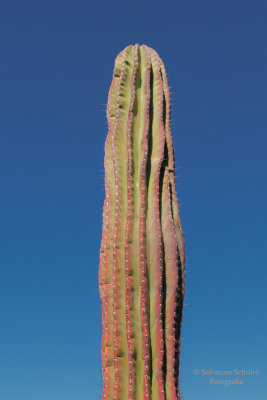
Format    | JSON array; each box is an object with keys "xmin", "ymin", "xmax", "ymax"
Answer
[{"xmin": 99, "ymin": 44, "xmax": 185, "ymax": 400}]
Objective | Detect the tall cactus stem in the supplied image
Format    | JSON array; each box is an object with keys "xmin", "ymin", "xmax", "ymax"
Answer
[{"xmin": 99, "ymin": 44, "xmax": 185, "ymax": 400}]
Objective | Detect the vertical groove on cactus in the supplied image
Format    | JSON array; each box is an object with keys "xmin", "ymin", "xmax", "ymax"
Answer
[
  {"xmin": 124, "ymin": 44, "xmax": 139, "ymax": 399},
  {"xmin": 139, "ymin": 45, "xmax": 152, "ymax": 400},
  {"xmin": 146, "ymin": 49, "xmax": 166, "ymax": 399},
  {"xmin": 99, "ymin": 44, "xmax": 185, "ymax": 400},
  {"xmin": 161, "ymin": 165, "xmax": 179, "ymax": 399}
]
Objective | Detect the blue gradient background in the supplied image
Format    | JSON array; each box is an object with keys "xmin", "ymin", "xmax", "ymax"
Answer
[{"xmin": 0, "ymin": 1, "xmax": 266, "ymax": 399}]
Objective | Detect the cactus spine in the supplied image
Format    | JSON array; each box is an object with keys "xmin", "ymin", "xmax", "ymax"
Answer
[{"xmin": 99, "ymin": 44, "xmax": 185, "ymax": 400}]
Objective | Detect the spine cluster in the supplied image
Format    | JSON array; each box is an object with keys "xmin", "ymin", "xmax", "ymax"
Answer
[{"xmin": 99, "ymin": 44, "xmax": 185, "ymax": 400}]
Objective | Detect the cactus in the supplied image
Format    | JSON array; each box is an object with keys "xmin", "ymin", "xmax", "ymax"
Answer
[{"xmin": 99, "ymin": 44, "xmax": 185, "ymax": 400}]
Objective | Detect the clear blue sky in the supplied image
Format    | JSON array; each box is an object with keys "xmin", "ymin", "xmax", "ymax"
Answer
[{"xmin": 0, "ymin": 1, "xmax": 266, "ymax": 399}]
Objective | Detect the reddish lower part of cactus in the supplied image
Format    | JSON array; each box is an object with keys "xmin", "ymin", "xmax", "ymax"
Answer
[{"xmin": 99, "ymin": 44, "xmax": 185, "ymax": 400}]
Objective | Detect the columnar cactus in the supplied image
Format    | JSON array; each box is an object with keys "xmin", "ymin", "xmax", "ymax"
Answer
[{"xmin": 99, "ymin": 44, "xmax": 185, "ymax": 400}]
